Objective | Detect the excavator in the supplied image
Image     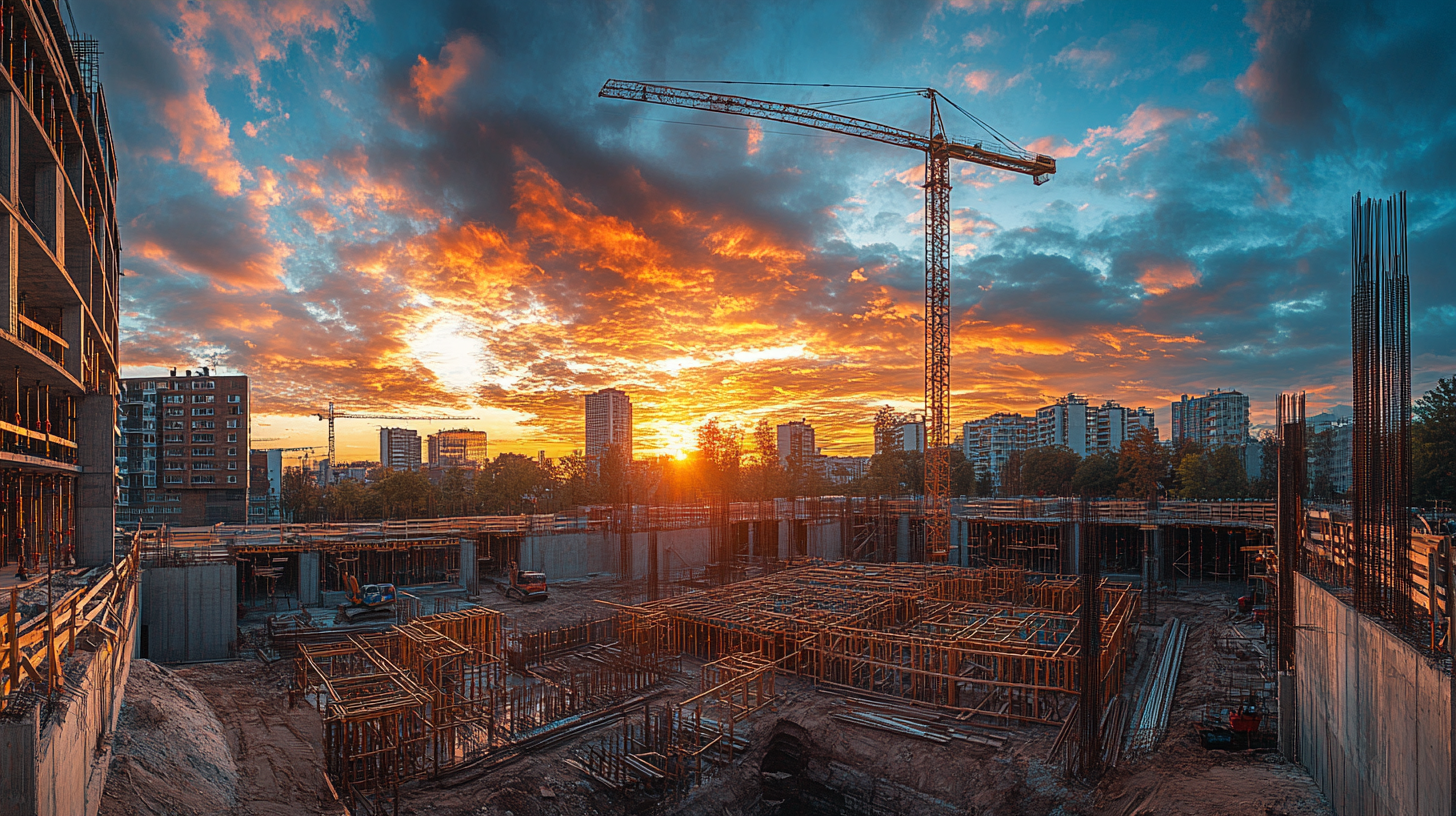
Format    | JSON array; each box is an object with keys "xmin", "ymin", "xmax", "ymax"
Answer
[
  {"xmin": 499, "ymin": 561, "xmax": 548, "ymax": 602},
  {"xmin": 335, "ymin": 573, "xmax": 398, "ymax": 623}
]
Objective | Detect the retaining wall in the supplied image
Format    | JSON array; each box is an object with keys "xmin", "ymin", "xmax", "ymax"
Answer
[
  {"xmin": 0, "ymin": 582, "xmax": 138, "ymax": 816},
  {"xmin": 1295, "ymin": 573, "xmax": 1451, "ymax": 815},
  {"xmin": 140, "ymin": 564, "xmax": 238, "ymax": 662}
]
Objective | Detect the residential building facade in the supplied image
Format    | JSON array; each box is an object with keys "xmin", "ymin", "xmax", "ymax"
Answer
[
  {"xmin": 428, "ymin": 429, "xmax": 488, "ymax": 467},
  {"xmin": 892, "ymin": 420, "xmax": 926, "ymax": 453},
  {"xmin": 1034, "ymin": 395, "xmax": 1157, "ymax": 456},
  {"xmin": 248, "ymin": 448, "xmax": 285, "ymax": 523},
  {"xmin": 379, "ymin": 427, "xmax": 422, "ymax": 470},
  {"xmin": 1171, "ymin": 389, "xmax": 1251, "ymax": 449},
  {"xmin": 823, "ymin": 456, "xmax": 870, "ymax": 485},
  {"xmin": 776, "ymin": 420, "xmax": 817, "ymax": 469},
  {"xmin": 962, "ymin": 413, "xmax": 1035, "ymax": 490},
  {"xmin": 119, "ymin": 368, "xmax": 250, "ymax": 525},
  {"xmin": 585, "ymin": 388, "xmax": 633, "ymax": 461}
]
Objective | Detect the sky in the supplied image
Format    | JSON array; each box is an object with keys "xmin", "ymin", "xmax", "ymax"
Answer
[{"xmin": 75, "ymin": 0, "xmax": 1456, "ymax": 461}]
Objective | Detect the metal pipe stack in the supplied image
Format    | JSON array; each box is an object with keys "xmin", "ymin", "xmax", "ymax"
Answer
[{"xmin": 1125, "ymin": 617, "xmax": 1188, "ymax": 757}]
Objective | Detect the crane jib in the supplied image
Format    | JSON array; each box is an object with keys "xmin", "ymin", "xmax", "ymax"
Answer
[{"xmin": 600, "ymin": 79, "xmax": 1056, "ymax": 181}]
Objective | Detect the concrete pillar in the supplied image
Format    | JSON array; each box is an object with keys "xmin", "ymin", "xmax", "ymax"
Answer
[
  {"xmin": 1153, "ymin": 525, "xmax": 1168, "ymax": 584},
  {"xmin": 0, "ymin": 213, "xmax": 14, "ymax": 336},
  {"xmin": 896, "ymin": 514, "xmax": 910, "ymax": 562},
  {"xmin": 1062, "ymin": 521, "xmax": 1082, "ymax": 576},
  {"xmin": 34, "ymin": 163, "xmax": 62, "ymax": 263},
  {"xmin": 0, "ymin": 93, "xmax": 13, "ymax": 205},
  {"xmin": 1277, "ymin": 671, "xmax": 1296, "ymax": 760},
  {"xmin": 458, "ymin": 538, "xmax": 476, "ymax": 595},
  {"xmin": 747, "ymin": 523, "xmax": 756, "ymax": 559},
  {"xmin": 778, "ymin": 520, "xmax": 791, "ymax": 560},
  {"xmin": 75, "ymin": 390, "xmax": 115, "ymax": 566},
  {"xmin": 0, "ymin": 707, "xmax": 38, "ymax": 813},
  {"xmin": 297, "ymin": 551, "xmax": 320, "ymax": 607}
]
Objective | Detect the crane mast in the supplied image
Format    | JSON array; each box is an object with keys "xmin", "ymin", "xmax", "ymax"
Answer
[{"xmin": 600, "ymin": 79, "xmax": 1055, "ymax": 561}]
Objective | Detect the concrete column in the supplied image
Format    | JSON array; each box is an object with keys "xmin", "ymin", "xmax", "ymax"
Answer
[
  {"xmin": 297, "ymin": 551, "xmax": 320, "ymax": 607},
  {"xmin": 60, "ymin": 306, "xmax": 82, "ymax": 381},
  {"xmin": 0, "ymin": 707, "xmax": 38, "ymax": 813},
  {"xmin": 746, "ymin": 523, "xmax": 755, "ymax": 559},
  {"xmin": 1153, "ymin": 525, "xmax": 1167, "ymax": 584},
  {"xmin": 75, "ymin": 389, "xmax": 115, "ymax": 566},
  {"xmin": 1062, "ymin": 521, "xmax": 1082, "ymax": 576},
  {"xmin": 458, "ymin": 538, "xmax": 476, "ymax": 595},
  {"xmin": 0, "ymin": 213, "xmax": 13, "ymax": 336},
  {"xmin": 778, "ymin": 520, "xmax": 791, "ymax": 560},
  {"xmin": 896, "ymin": 514, "xmax": 910, "ymax": 562},
  {"xmin": 34, "ymin": 164, "xmax": 62, "ymax": 263},
  {"xmin": 1277, "ymin": 671, "xmax": 1296, "ymax": 760},
  {"xmin": 0, "ymin": 93, "xmax": 14, "ymax": 205}
]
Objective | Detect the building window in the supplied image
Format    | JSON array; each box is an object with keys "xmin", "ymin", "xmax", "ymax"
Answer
[
  {"xmin": 227, "ymin": 433, "xmax": 237, "ymax": 442},
  {"xmin": 227, "ymin": 461, "xmax": 238, "ymax": 470},
  {"xmin": 191, "ymin": 394, "xmax": 215, "ymax": 404},
  {"xmin": 226, "ymin": 419, "xmax": 240, "ymax": 429},
  {"xmin": 164, "ymin": 421, "xmax": 185, "ymax": 430},
  {"xmin": 191, "ymin": 475, "xmax": 215, "ymax": 484},
  {"xmin": 192, "ymin": 434, "xmax": 214, "ymax": 443},
  {"xmin": 164, "ymin": 462, "xmax": 185, "ymax": 470},
  {"xmin": 163, "ymin": 394, "xmax": 183, "ymax": 404},
  {"xmin": 227, "ymin": 475, "xmax": 238, "ymax": 484},
  {"xmin": 229, "ymin": 406, "xmax": 241, "ymax": 415},
  {"xmin": 193, "ymin": 461, "xmax": 215, "ymax": 470},
  {"xmin": 227, "ymin": 447, "xmax": 237, "ymax": 456},
  {"xmin": 227, "ymin": 394, "xmax": 241, "ymax": 403},
  {"xmin": 192, "ymin": 420, "xmax": 216, "ymax": 429},
  {"xmin": 165, "ymin": 408, "xmax": 184, "ymax": 417},
  {"xmin": 164, "ymin": 476, "xmax": 183, "ymax": 484},
  {"xmin": 192, "ymin": 408, "xmax": 214, "ymax": 416},
  {"xmin": 164, "ymin": 448, "xmax": 183, "ymax": 457},
  {"xmin": 201, "ymin": 380, "xmax": 215, "ymax": 389}
]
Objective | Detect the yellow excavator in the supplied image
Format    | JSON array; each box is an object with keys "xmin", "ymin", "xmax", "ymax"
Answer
[{"xmin": 335, "ymin": 573, "xmax": 397, "ymax": 623}]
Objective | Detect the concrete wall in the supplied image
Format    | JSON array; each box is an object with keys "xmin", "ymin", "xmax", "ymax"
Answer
[
  {"xmin": 0, "ymin": 580, "xmax": 138, "ymax": 816},
  {"xmin": 1295, "ymin": 574, "xmax": 1451, "ymax": 815},
  {"xmin": 140, "ymin": 564, "xmax": 237, "ymax": 662}
]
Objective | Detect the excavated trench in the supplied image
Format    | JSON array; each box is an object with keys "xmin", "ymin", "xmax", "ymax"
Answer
[{"xmin": 750, "ymin": 721, "xmax": 961, "ymax": 816}]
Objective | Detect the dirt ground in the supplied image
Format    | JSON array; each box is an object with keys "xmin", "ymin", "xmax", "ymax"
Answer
[
  {"xmin": 101, "ymin": 659, "xmax": 336, "ymax": 816},
  {"xmin": 102, "ymin": 578, "xmax": 1334, "ymax": 816},
  {"xmin": 477, "ymin": 572, "xmax": 644, "ymax": 631}
]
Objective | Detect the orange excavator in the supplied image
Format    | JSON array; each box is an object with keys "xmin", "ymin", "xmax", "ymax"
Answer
[
  {"xmin": 499, "ymin": 561, "xmax": 548, "ymax": 602},
  {"xmin": 335, "ymin": 573, "xmax": 397, "ymax": 623}
]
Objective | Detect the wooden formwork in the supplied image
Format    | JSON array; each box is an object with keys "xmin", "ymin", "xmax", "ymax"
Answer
[{"xmin": 614, "ymin": 561, "xmax": 1139, "ymax": 725}]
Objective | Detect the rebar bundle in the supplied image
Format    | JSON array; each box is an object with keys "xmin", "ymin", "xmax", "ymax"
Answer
[
  {"xmin": 1276, "ymin": 392, "xmax": 1305, "ymax": 673},
  {"xmin": 1350, "ymin": 192, "xmax": 1412, "ymax": 627}
]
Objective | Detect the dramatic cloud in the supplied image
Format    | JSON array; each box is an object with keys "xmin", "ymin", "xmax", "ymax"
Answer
[{"xmin": 78, "ymin": 0, "xmax": 1455, "ymax": 458}]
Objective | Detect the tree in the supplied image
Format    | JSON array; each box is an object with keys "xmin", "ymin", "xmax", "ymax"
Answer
[
  {"xmin": 1001, "ymin": 449, "xmax": 1024, "ymax": 497},
  {"xmin": 1414, "ymin": 375, "xmax": 1456, "ymax": 508},
  {"xmin": 744, "ymin": 419, "xmax": 785, "ymax": 500},
  {"xmin": 1116, "ymin": 427, "xmax": 1169, "ymax": 499},
  {"xmin": 477, "ymin": 453, "xmax": 549, "ymax": 515},
  {"xmin": 949, "ymin": 449, "xmax": 976, "ymax": 497},
  {"xmin": 281, "ymin": 468, "xmax": 323, "ymax": 522},
  {"xmin": 975, "ymin": 469, "xmax": 995, "ymax": 498},
  {"xmin": 1245, "ymin": 432, "xmax": 1280, "ymax": 500},
  {"xmin": 1020, "ymin": 446, "xmax": 1080, "ymax": 496},
  {"xmin": 695, "ymin": 419, "xmax": 744, "ymax": 499},
  {"xmin": 1175, "ymin": 445, "xmax": 1249, "ymax": 499},
  {"xmin": 1072, "ymin": 451, "xmax": 1121, "ymax": 498},
  {"xmin": 1166, "ymin": 439, "xmax": 1204, "ymax": 499},
  {"xmin": 863, "ymin": 450, "xmax": 912, "ymax": 497},
  {"xmin": 1308, "ymin": 429, "xmax": 1340, "ymax": 502}
]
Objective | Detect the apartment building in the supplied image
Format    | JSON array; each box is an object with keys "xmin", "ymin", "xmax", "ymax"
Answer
[
  {"xmin": 1171, "ymin": 389, "xmax": 1251, "ymax": 449},
  {"xmin": 380, "ymin": 427, "xmax": 422, "ymax": 470},
  {"xmin": 119, "ymin": 368, "xmax": 250, "ymax": 525},
  {"xmin": 776, "ymin": 419, "xmax": 818, "ymax": 468},
  {"xmin": 428, "ymin": 429, "xmax": 488, "ymax": 467},
  {"xmin": 1034, "ymin": 395, "xmax": 1157, "ymax": 456},
  {"xmin": 962, "ymin": 413, "xmax": 1035, "ymax": 490},
  {"xmin": 248, "ymin": 448, "xmax": 285, "ymax": 523},
  {"xmin": 585, "ymin": 388, "xmax": 633, "ymax": 461}
]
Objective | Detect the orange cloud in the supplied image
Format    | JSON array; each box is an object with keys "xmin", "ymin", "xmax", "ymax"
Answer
[
  {"xmin": 1137, "ymin": 261, "xmax": 1200, "ymax": 296},
  {"xmin": 161, "ymin": 87, "xmax": 250, "ymax": 196},
  {"xmin": 411, "ymin": 35, "xmax": 487, "ymax": 115}
]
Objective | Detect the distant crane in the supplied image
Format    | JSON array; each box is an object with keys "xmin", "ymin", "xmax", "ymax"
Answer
[
  {"xmin": 598, "ymin": 80, "xmax": 1055, "ymax": 560},
  {"xmin": 315, "ymin": 402, "xmax": 478, "ymax": 477}
]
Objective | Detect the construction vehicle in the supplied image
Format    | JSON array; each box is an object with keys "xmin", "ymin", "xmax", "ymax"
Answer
[
  {"xmin": 499, "ymin": 561, "xmax": 548, "ymax": 602},
  {"xmin": 335, "ymin": 573, "xmax": 398, "ymax": 623}
]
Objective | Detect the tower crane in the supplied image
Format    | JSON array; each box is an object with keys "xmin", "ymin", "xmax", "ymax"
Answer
[
  {"xmin": 598, "ymin": 79, "xmax": 1056, "ymax": 560},
  {"xmin": 315, "ymin": 402, "xmax": 479, "ymax": 478}
]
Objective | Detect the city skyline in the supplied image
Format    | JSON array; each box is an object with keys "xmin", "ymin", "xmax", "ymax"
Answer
[{"xmin": 93, "ymin": 2, "xmax": 1456, "ymax": 461}]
